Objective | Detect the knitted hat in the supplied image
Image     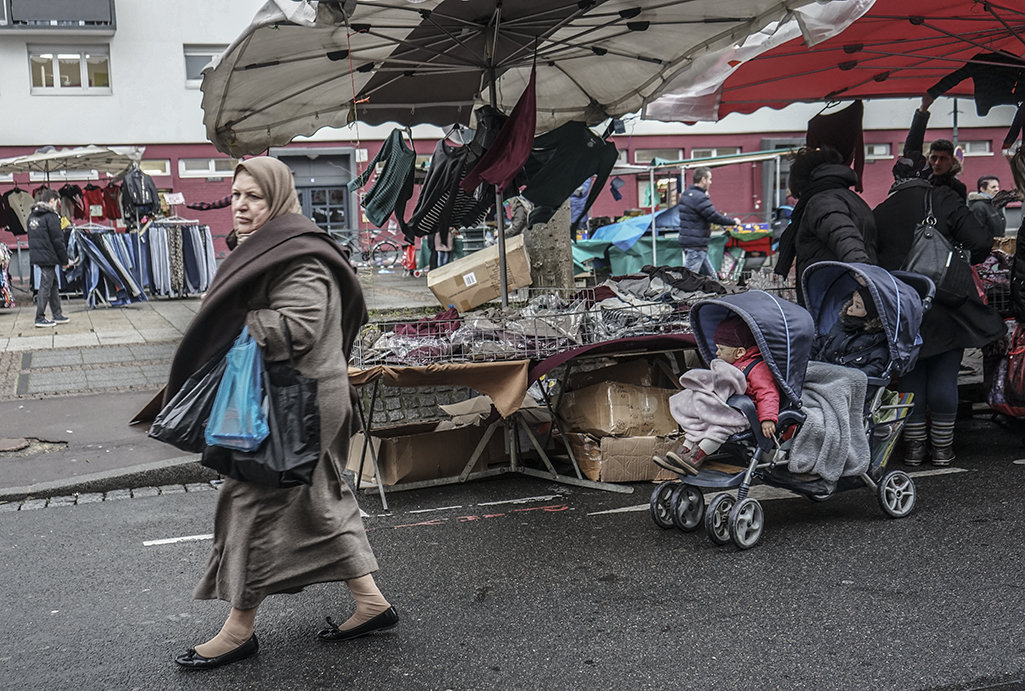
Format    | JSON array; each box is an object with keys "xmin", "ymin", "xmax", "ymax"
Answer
[
  {"xmin": 714, "ymin": 316, "xmax": 755, "ymax": 348},
  {"xmin": 855, "ymin": 286, "xmax": 879, "ymax": 319}
]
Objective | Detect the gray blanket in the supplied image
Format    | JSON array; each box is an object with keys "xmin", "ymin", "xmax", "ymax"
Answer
[{"xmin": 786, "ymin": 361, "xmax": 870, "ymax": 483}]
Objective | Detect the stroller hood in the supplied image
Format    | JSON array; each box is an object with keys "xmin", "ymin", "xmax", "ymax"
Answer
[
  {"xmin": 801, "ymin": 261, "xmax": 925, "ymax": 377},
  {"xmin": 690, "ymin": 291, "xmax": 814, "ymax": 407}
]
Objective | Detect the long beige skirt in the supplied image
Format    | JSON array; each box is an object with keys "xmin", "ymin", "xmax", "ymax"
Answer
[{"xmin": 193, "ymin": 447, "xmax": 378, "ymax": 609}]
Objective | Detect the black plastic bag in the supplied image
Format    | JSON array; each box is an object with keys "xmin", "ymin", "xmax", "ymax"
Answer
[
  {"xmin": 148, "ymin": 351, "xmax": 229, "ymax": 453},
  {"xmin": 201, "ymin": 361, "xmax": 321, "ymax": 488}
]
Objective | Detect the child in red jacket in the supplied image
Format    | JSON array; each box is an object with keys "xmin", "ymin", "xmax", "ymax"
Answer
[{"xmin": 655, "ymin": 316, "xmax": 781, "ymax": 475}]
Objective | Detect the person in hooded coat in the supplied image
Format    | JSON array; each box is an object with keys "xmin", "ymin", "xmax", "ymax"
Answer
[
  {"xmin": 775, "ymin": 147, "xmax": 877, "ymax": 305},
  {"xmin": 141, "ymin": 157, "xmax": 398, "ymax": 670},
  {"xmin": 812, "ymin": 286, "xmax": 890, "ymax": 379},
  {"xmin": 874, "ymin": 166, "xmax": 1004, "ymax": 467}
]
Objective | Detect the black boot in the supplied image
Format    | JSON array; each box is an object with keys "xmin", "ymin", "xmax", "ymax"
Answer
[
  {"xmin": 904, "ymin": 439, "xmax": 928, "ymax": 466},
  {"xmin": 931, "ymin": 444, "xmax": 956, "ymax": 467}
]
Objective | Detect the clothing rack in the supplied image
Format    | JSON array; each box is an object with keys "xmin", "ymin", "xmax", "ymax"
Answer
[{"xmin": 147, "ymin": 218, "xmax": 217, "ymax": 298}]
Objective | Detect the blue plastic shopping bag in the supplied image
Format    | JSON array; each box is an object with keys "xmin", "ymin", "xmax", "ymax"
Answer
[{"xmin": 205, "ymin": 326, "xmax": 270, "ymax": 451}]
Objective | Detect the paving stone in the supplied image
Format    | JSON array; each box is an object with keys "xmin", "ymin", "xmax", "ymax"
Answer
[
  {"xmin": 28, "ymin": 351, "xmax": 84, "ymax": 368},
  {"xmin": 131, "ymin": 486, "xmax": 160, "ymax": 498},
  {"xmin": 184, "ymin": 482, "xmax": 215, "ymax": 492},
  {"xmin": 105, "ymin": 489, "xmax": 133, "ymax": 501},
  {"xmin": 20, "ymin": 498, "xmax": 48, "ymax": 510},
  {"xmin": 47, "ymin": 495, "xmax": 78, "ymax": 507},
  {"xmin": 75, "ymin": 493, "xmax": 105, "ymax": 504},
  {"xmin": 129, "ymin": 343, "xmax": 177, "ymax": 360},
  {"xmin": 81, "ymin": 347, "xmax": 134, "ymax": 365},
  {"xmin": 0, "ymin": 501, "xmax": 22, "ymax": 512},
  {"xmin": 158, "ymin": 484, "xmax": 186, "ymax": 495}
]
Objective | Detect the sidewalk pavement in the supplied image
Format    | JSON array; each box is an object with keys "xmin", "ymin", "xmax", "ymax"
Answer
[{"xmin": 0, "ymin": 269, "xmax": 441, "ymax": 503}]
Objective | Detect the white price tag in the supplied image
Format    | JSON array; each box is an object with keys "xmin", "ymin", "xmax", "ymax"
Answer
[
  {"xmin": 462, "ymin": 272, "xmax": 477, "ymax": 287},
  {"xmin": 163, "ymin": 192, "xmax": 186, "ymax": 205},
  {"xmin": 88, "ymin": 205, "xmax": 104, "ymax": 217}
]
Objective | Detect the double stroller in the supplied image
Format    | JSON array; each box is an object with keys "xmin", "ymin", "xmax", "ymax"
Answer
[{"xmin": 649, "ymin": 261, "xmax": 933, "ymax": 549}]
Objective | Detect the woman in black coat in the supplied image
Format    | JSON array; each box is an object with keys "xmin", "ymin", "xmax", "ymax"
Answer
[
  {"xmin": 874, "ymin": 177, "xmax": 1004, "ymax": 466},
  {"xmin": 776, "ymin": 147, "xmax": 877, "ymax": 305}
]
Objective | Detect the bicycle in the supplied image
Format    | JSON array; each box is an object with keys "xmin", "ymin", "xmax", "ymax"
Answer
[{"xmin": 328, "ymin": 228, "xmax": 403, "ymax": 270}]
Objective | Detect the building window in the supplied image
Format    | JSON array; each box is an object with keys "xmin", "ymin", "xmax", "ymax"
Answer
[
  {"xmin": 29, "ymin": 169, "xmax": 100, "ymax": 182},
  {"xmin": 634, "ymin": 148, "xmax": 683, "ymax": 164},
  {"xmin": 29, "ymin": 45, "xmax": 110, "ymax": 93},
  {"xmin": 184, "ymin": 44, "xmax": 226, "ymax": 85},
  {"xmin": 141, "ymin": 159, "xmax": 171, "ymax": 177},
  {"xmin": 865, "ymin": 143, "xmax": 892, "ymax": 160},
  {"xmin": 690, "ymin": 147, "xmax": 741, "ymax": 159},
  {"xmin": 961, "ymin": 140, "xmax": 992, "ymax": 156},
  {"xmin": 178, "ymin": 157, "xmax": 238, "ymax": 178}
]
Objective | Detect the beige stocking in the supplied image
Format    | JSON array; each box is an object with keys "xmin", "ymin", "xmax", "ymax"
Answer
[
  {"xmin": 194, "ymin": 606, "xmax": 257, "ymax": 658},
  {"xmin": 336, "ymin": 574, "xmax": 391, "ymax": 631}
]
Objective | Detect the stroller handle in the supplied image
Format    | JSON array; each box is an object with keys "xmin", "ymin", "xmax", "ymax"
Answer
[{"xmin": 891, "ymin": 270, "xmax": 935, "ymax": 310}]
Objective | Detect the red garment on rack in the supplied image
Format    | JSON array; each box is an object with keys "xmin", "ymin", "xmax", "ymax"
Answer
[
  {"xmin": 460, "ymin": 67, "xmax": 537, "ymax": 192},
  {"xmin": 82, "ymin": 187, "xmax": 106, "ymax": 219},
  {"xmin": 103, "ymin": 184, "xmax": 122, "ymax": 219}
]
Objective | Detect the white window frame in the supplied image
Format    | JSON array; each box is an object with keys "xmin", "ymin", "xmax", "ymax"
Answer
[
  {"xmin": 140, "ymin": 159, "xmax": 172, "ymax": 177},
  {"xmin": 690, "ymin": 146, "xmax": 741, "ymax": 159},
  {"xmin": 960, "ymin": 140, "xmax": 993, "ymax": 156},
  {"xmin": 865, "ymin": 143, "xmax": 892, "ymax": 160},
  {"xmin": 183, "ymin": 44, "xmax": 227, "ymax": 87},
  {"xmin": 178, "ymin": 157, "xmax": 238, "ymax": 179},
  {"xmin": 28, "ymin": 44, "xmax": 111, "ymax": 95},
  {"xmin": 634, "ymin": 148, "xmax": 683, "ymax": 164},
  {"xmin": 29, "ymin": 169, "xmax": 101, "ymax": 182}
]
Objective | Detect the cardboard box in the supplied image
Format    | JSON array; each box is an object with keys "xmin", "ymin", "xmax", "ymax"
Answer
[
  {"xmin": 558, "ymin": 381, "xmax": 679, "ymax": 437},
  {"xmin": 347, "ymin": 421, "xmax": 503, "ymax": 486},
  {"xmin": 561, "ymin": 433, "xmax": 678, "ymax": 482},
  {"xmin": 568, "ymin": 358, "xmax": 657, "ymax": 390},
  {"xmin": 427, "ymin": 234, "xmax": 532, "ymax": 312}
]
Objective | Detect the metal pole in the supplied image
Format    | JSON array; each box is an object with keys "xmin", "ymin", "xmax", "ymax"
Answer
[
  {"xmin": 952, "ymin": 97, "xmax": 959, "ymax": 146},
  {"xmin": 774, "ymin": 155, "xmax": 781, "ymax": 212},
  {"xmin": 487, "ymin": 13, "xmax": 509, "ymax": 307},
  {"xmin": 649, "ymin": 165, "xmax": 657, "ymax": 266}
]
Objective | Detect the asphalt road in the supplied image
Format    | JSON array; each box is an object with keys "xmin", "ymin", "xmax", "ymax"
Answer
[{"xmin": 2, "ymin": 415, "xmax": 1024, "ymax": 690}]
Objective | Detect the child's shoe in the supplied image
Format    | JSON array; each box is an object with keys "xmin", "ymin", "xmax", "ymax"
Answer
[{"xmin": 664, "ymin": 450, "xmax": 700, "ymax": 476}]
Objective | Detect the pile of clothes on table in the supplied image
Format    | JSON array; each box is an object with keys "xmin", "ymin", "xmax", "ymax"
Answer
[{"xmin": 355, "ymin": 266, "xmax": 728, "ymax": 366}]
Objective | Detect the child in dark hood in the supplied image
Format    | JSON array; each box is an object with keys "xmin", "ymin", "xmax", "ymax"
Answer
[{"xmin": 813, "ymin": 286, "xmax": 890, "ymax": 378}]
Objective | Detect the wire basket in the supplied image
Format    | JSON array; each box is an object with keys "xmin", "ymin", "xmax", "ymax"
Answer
[{"xmin": 351, "ymin": 287, "xmax": 692, "ymax": 367}]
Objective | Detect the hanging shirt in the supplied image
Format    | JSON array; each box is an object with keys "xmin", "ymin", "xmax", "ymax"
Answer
[
  {"xmin": 807, "ymin": 100, "xmax": 865, "ymax": 192},
  {"xmin": 4, "ymin": 189, "xmax": 35, "ymax": 235},
  {"xmin": 347, "ymin": 128, "xmax": 416, "ymax": 228},
  {"xmin": 520, "ymin": 121, "xmax": 619, "ymax": 230}
]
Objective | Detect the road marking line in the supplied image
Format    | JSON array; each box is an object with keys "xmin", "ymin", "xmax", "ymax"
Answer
[
  {"xmin": 477, "ymin": 495, "xmax": 560, "ymax": 507},
  {"xmin": 906, "ymin": 467, "xmax": 968, "ymax": 477},
  {"xmin": 143, "ymin": 534, "xmax": 213, "ymax": 546},
  {"xmin": 407, "ymin": 505, "xmax": 464, "ymax": 514}
]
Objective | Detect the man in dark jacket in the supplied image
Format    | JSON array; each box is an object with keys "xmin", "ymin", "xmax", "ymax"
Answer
[
  {"xmin": 27, "ymin": 189, "xmax": 70, "ymax": 327},
  {"xmin": 901, "ymin": 106, "xmax": 968, "ymax": 200},
  {"xmin": 657, "ymin": 167, "xmax": 740, "ymax": 276},
  {"xmin": 968, "ymin": 175, "xmax": 1006, "ymax": 238}
]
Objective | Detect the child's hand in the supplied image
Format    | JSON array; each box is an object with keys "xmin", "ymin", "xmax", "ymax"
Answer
[{"xmin": 760, "ymin": 421, "xmax": 776, "ymax": 438}]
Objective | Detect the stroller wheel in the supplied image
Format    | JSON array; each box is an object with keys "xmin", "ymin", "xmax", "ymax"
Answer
[
  {"xmin": 705, "ymin": 493, "xmax": 735, "ymax": 545},
  {"xmin": 649, "ymin": 481, "xmax": 676, "ymax": 530},
  {"xmin": 728, "ymin": 497, "xmax": 765, "ymax": 550},
  {"xmin": 670, "ymin": 485, "xmax": 705, "ymax": 532},
  {"xmin": 878, "ymin": 470, "xmax": 917, "ymax": 518}
]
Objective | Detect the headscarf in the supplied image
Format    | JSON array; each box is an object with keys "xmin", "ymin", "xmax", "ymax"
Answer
[{"xmin": 234, "ymin": 157, "xmax": 301, "ymax": 223}]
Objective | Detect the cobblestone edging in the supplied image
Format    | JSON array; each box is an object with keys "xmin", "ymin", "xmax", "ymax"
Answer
[{"xmin": 0, "ymin": 481, "xmax": 219, "ymax": 511}]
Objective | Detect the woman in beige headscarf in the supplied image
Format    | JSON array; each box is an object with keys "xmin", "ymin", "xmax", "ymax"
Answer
[{"xmin": 159, "ymin": 157, "xmax": 397, "ymax": 670}]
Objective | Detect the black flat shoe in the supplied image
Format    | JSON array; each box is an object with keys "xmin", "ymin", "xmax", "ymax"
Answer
[
  {"xmin": 317, "ymin": 606, "xmax": 399, "ymax": 641},
  {"xmin": 175, "ymin": 633, "xmax": 259, "ymax": 670}
]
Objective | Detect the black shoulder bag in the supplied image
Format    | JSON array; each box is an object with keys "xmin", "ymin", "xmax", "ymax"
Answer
[
  {"xmin": 201, "ymin": 323, "xmax": 321, "ymax": 488},
  {"xmin": 899, "ymin": 188, "xmax": 973, "ymax": 307}
]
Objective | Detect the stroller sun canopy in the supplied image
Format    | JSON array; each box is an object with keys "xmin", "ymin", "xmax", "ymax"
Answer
[
  {"xmin": 801, "ymin": 261, "xmax": 926, "ymax": 378},
  {"xmin": 690, "ymin": 291, "xmax": 814, "ymax": 407}
]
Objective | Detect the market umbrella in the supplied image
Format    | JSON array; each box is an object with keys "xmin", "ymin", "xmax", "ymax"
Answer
[
  {"xmin": 201, "ymin": 0, "xmax": 869, "ymax": 304},
  {"xmin": 0, "ymin": 145, "xmax": 145, "ymax": 182},
  {"xmin": 644, "ymin": 0, "xmax": 1025, "ymax": 122},
  {"xmin": 201, "ymin": 0, "xmax": 872, "ymax": 156}
]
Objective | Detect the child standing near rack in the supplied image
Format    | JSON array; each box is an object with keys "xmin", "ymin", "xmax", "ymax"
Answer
[
  {"xmin": 654, "ymin": 316, "xmax": 780, "ymax": 475},
  {"xmin": 27, "ymin": 189, "xmax": 70, "ymax": 327},
  {"xmin": 434, "ymin": 226, "xmax": 456, "ymax": 267}
]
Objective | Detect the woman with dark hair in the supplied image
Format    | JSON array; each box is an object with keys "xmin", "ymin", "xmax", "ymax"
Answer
[{"xmin": 775, "ymin": 146, "xmax": 877, "ymax": 304}]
